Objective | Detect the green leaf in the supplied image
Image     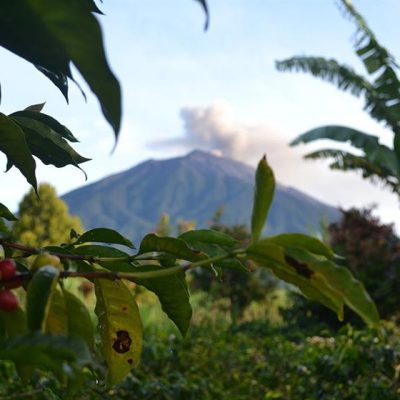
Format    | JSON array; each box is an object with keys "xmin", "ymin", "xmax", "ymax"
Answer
[
  {"xmin": 72, "ymin": 245, "xmax": 134, "ymax": 272},
  {"xmin": 0, "ymin": 308, "xmax": 28, "ymax": 337},
  {"xmin": 0, "ymin": 113, "xmax": 37, "ymax": 190},
  {"xmin": 139, "ymin": 233, "xmax": 207, "ymax": 262},
  {"xmin": 251, "ymin": 156, "xmax": 275, "ymax": 243},
  {"xmin": 265, "ymin": 234, "xmax": 335, "ymax": 259},
  {"xmin": 45, "ymin": 285, "xmax": 68, "ymax": 335},
  {"xmin": 179, "ymin": 229, "xmax": 238, "ymax": 247},
  {"xmin": 286, "ymin": 247, "xmax": 379, "ymax": 327},
  {"xmin": 94, "ymin": 273, "xmax": 142, "ymax": 385},
  {"xmin": 63, "ymin": 288, "xmax": 95, "ymax": 349},
  {"xmin": 0, "ymin": 1, "xmax": 121, "ymax": 137},
  {"xmin": 246, "ymin": 241, "xmax": 344, "ymax": 319},
  {"xmin": 0, "ymin": 203, "xmax": 17, "ymax": 221},
  {"xmin": 30, "ymin": 0, "xmax": 121, "ymax": 137},
  {"xmin": 73, "ymin": 228, "xmax": 134, "ymax": 249},
  {"xmin": 11, "ymin": 116, "xmax": 90, "ymax": 175},
  {"xmin": 26, "ymin": 266, "xmax": 60, "ymax": 332},
  {"xmin": 246, "ymin": 241, "xmax": 380, "ymax": 327},
  {"xmin": 11, "ymin": 110, "xmax": 79, "ymax": 142},
  {"xmin": 0, "ymin": 333, "xmax": 91, "ymax": 379},
  {"xmin": 133, "ymin": 266, "xmax": 192, "ymax": 336}
]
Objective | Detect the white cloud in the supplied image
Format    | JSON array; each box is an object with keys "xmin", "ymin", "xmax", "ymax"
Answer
[{"xmin": 150, "ymin": 102, "xmax": 400, "ymax": 231}]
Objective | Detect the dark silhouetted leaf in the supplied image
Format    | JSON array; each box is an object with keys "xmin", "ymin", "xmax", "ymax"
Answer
[
  {"xmin": 11, "ymin": 110, "xmax": 79, "ymax": 142},
  {"xmin": 0, "ymin": 203, "xmax": 17, "ymax": 221},
  {"xmin": 11, "ymin": 116, "xmax": 90, "ymax": 176},
  {"xmin": 0, "ymin": 113, "xmax": 37, "ymax": 190}
]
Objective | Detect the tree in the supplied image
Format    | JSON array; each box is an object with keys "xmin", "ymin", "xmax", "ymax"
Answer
[
  {"xmin": 0, "ymin": 1, "xmax": 381, "ymax": 394},
  {"xmin": 276, "ymin": 0, "xmax": 400, "ymax": 196},
  {"xmin": 12, "ymin": 183, "xmax": 83, "ymax": 248}
]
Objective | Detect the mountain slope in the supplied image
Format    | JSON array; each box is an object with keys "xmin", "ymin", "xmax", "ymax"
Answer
[{"xmin": 62, "ymin": 150, "xmax": 340, "ymax": 243}]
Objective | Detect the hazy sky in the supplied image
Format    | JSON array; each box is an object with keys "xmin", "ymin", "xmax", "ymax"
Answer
[{"xmin": 1, "ymin": 0, "xmax": 400, "ymax": 228}]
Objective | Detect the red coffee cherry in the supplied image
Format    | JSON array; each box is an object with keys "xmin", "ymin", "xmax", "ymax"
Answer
[
  {"xmin": 0, "ymin": 290, "xmax": 19, "ymax": 311},
  {"xmin": 0, "ymin": 259, "xmax": 16, "ymax": 281},
  {"xmin": 4, "ymin": 274, "xmax": 24, "ymax": 290}
]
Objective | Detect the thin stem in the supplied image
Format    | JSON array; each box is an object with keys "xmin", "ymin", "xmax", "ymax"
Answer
[{"xmin": 1, "ymin": 252, "xmax": 242, "ymax": 285}]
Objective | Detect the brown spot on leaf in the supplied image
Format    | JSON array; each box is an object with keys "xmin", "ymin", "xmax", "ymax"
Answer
[
  {"xmin": 122, "ymin": 306, "xmax": 127, "ymax": 311},
  {"xmin": 112, "ymin": 330, "xmax": 132, "ymax": 353},
  {"xmin": 285, "ymin": 255, "xmax": 314, "ymax": 279},
  {"xmin": 127, "ymin": 358, "xmax": 133, "ymax": 365}
]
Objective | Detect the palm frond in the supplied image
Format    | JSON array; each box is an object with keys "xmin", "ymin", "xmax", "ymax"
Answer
[
  {"xmin": 276, "ymin": 57, "xmax": 372, "ymax": 97},
  {"xmin": 305, "ymin": 148, "xmax": 400, "ymax": 195},
  {"xmin": 338, "ymin": 0, "xmax": 400, "ymax": 135},
  {"xmin": 292, "ymin": 125, "xmax": 400, "ymax": 177}
]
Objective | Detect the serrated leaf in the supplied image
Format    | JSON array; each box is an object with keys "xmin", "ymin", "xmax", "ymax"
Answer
[
  {"xmin": 133, "ymin": 266, "xmax": 192, "ymax": 336},
  {"xmin": 24, "ymin": 102, "xmax": 46, "ymax": 112},
  {"xmin": 26, "ymin": 266, "xmax": 60, "ymax": 332},
  {"xmin": 11, "ymin": 116, "xmax": 90, "ymax": 175},
  {"xmin": 0, "ymin": 113, "xmax": 37, "ymax": 190},
  {"xmin": 139, "ymin": 234, "xmax": 206, "ymax": 262},
  {"xmin": 0, "ymin": 333, "xmax": 91, "ymax": 379},
  {"xmin": 94, "ymin": 274, "xmax": 142, "ymax": 385},
  {"xmin": 0, "ymin": 203, "xmax": 17, "ymax": 221},
  {"xmin": 11, "ymin": 110, "xmax": 79, "ymax": 142},
  {"xmin": 45, "ymin": 285, "xmax": 68, "ymax": 335},
  {"xmin": 179, "ymin": 229, "xmax": 238, "ymax": 247},
  {"xmin": 251, "ymin": 156, "xmax": 275, "ymax": 243},
  {"xmin": 73, "ymin": 228, "xmax": 134, "ymax": 249},
  {"xmin": 63, "ymin": 288, "xmax": 95, "ymax": 349}
]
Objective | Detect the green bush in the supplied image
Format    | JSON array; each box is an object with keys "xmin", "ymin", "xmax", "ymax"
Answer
[{"xmin": 112, "ymin": 324, "xmax": 400, "ymax": 400}]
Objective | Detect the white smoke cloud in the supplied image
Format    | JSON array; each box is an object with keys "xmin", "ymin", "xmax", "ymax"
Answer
[
  {"xmin": 149, "ymin": 102, "xmax": 400, "ymax": 231},
  {"xmin": 151, "ymin": 102, "xmax": 302, "ymax": 179},
  {"xmin": 151, "ymin": 102, "xmax": 297, "ymax": 167}
]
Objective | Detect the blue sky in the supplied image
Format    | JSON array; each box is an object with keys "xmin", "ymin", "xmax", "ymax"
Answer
[{"xmin": 1, "ymin": 0, "xmax": 400, "ymax": 228}]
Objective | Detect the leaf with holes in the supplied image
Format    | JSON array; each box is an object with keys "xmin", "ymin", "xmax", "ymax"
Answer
[{"xmin": 94, "ymin": 272, "xmax": 142, "ymax": 385}]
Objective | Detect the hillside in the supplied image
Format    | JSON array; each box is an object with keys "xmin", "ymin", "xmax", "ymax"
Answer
[{"xmin": 62, "ymin": 150, "xmax": 340, "ymax": 243}]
